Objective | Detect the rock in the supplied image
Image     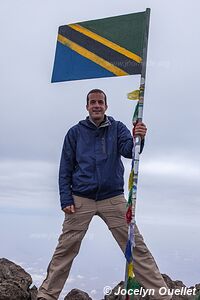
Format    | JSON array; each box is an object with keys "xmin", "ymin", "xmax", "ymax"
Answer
[
  {"xmin": 0, "ymin": 258, "xmax": 35, "ymax": 300},
  {"xmin": 64, "ymin": 288, "xmax": 92, "ymax": 300},
  {"xmin": 29, "ymin": 285, "xmax": 38, "ymax": 300},
  {"xmin": 104, "ymin": 281, "xmax": 124, "ymax": 300},
  {"xmin": 0, "ymin": 281, "xmax": 30, "ymax": 300}
]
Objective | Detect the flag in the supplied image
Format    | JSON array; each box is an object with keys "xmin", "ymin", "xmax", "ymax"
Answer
[
  {"xmin": 127, "ymin": 90, "xmax": 140, "ymax": 100},
  {"xmin": 52, "ymin": 9, "xmax": 150, "ymax": 82}
]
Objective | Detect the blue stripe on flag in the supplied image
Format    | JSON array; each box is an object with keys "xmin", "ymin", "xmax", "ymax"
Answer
[{"xmin": 51, "ymin": 42, "xmax": 114, "ymax": 82}]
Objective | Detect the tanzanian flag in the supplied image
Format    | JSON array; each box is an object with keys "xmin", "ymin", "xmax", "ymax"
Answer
[{"xmin": 52, "ymin": 9, "xmax": 150, "ymax": 82}]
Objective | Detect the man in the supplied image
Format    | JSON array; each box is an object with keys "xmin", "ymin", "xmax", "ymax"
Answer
[{"xmin": 38, "ymin": 89, "xmax": 171, "ymax": 300}]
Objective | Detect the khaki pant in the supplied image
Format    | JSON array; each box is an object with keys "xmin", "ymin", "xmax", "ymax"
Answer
[{"xmin": 38, "ymin": 195, "xmax": 171, "ymax": 300}]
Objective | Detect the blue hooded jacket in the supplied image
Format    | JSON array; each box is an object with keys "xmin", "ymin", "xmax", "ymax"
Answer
[{"xmin": 59, "ymin": 116, "xmax": 143, "ymax": 209}]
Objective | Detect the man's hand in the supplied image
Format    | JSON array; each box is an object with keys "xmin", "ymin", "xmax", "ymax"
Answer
[
  {"xmin": 62, "ymin": 205, "xmax": 75, "ymax": 214},
  {"xmin": 133, "ymin": 122, "xmax": 147, "ymax": 139}
]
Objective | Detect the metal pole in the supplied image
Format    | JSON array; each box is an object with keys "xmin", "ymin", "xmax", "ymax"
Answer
[{"xmin": 124, "ymin": 8, "xmax": 151, "ymax": 298}]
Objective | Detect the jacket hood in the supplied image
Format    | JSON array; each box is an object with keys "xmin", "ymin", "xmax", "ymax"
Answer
[{"xmin": 79, "ymin": 115, "xmax": 115, "ymax": 129}]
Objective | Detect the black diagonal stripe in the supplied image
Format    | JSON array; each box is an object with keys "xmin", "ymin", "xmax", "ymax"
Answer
[{"xmin": 59, "ymin": 25, "xmax": 142, "ymax": 75}]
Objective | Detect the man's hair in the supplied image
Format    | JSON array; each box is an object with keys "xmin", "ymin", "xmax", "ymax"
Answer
[{"xmin": 86, "ymin": 89, "xmax": 107, "ymax": 105}]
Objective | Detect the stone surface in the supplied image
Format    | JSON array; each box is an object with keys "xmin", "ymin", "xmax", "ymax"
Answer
[
  {"xmin": 0, "ymin": 258, "xmax": 33, "ymax": 300},
  {"xmin": 64, "ymin": 288, "xmax": 92, "ymax": 300},
  {"xmin": 104, "ymin": 281, "xmax": 124, "ymax": 300},
  {"xmin": 29, "ymin": 285, "xmax": 38, "ymax": 300}
]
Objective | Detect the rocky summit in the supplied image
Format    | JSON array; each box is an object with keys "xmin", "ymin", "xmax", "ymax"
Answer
[
  {"xmin": 0, "ymin": 258, "xmax": 199, "ymax": 300},
  {"xmin": 0, "ymin": 258, "xmax": 37, "ymax": 300}
]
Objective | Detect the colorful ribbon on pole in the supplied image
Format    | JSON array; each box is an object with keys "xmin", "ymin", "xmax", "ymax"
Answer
[{"xmin": 124, "ymin": 78, "xmax": 145, "ymax": 299}]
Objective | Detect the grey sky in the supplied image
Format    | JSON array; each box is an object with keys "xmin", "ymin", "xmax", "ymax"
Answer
[{"xmin": 0, "ymin": 0, "xmax": 200, "ymax": 299}]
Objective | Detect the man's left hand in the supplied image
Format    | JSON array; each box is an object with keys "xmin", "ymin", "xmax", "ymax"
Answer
[{"xmin": 133, "ymin": 122, "xmax": 147, "ymax": 139}]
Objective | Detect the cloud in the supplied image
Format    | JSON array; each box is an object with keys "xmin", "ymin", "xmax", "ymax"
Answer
[
  {"xmin": 66, "ymin": 276, "xmax": 75, "ymax": 284},
  {"xmin": 90, "ymin": 276, "xmax": 99, "ymax": 281},
  {"xmin": 90, "ymin": 289, "xmax": 97, "ymax": 295},
  {"xmin": 122, "ymin": 155, "xmax": 200, "ymax": 227},
  {"xmin": 77, "ymin": 274, "xmax": 85, "ymax": 279},
  {"xmin": 0, "ymin": 159, "xmax": 58, "ymax": 210},
  {"xmin": 140, "ymin": 157, "xmax": 200, "ymax": 179},
  {"xmin": 29, "ymin": 233, "xmax": 58, "ymax": 240},
  {"xmin": 31, "ymin": 273, "xmax": 45, "ymax": 283},
  {"xmin": 123, "ymin": 155, "xmax": 200, "ymax": 194}
]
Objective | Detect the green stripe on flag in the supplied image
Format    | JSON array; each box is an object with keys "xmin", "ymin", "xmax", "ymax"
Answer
[{"xmin": 79, "ymin": 12, "xmax": 146, "ymax": 57}]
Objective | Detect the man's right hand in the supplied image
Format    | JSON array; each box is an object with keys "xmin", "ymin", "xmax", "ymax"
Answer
[{"xmin": 62, "ymin": 205, "xmax": 75, "ymax": 214}]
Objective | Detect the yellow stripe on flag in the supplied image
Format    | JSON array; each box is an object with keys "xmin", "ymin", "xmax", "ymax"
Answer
[
  {"xmin": 69, "ymin": 24, "xmax": 142, "ymax": 64},
  {"xmin": 58, "ymin": 34, "xmax": 128, "ymax": 77}
]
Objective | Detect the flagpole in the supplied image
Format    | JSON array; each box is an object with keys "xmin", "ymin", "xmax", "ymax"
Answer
[{"xmin": 124, "ymin": 8, "xmax": 151, "ymax": 298}]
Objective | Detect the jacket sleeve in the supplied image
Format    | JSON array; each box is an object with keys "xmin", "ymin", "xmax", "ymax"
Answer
[
  {"xmin": 117, "ymin": 122, "xmax": 145, "ymax": 158},
  {"xmin": 59, "ymin": 129, "xmax": 76, "ymax": 209}
]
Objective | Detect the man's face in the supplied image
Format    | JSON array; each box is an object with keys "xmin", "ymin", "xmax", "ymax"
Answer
[{"xmin": 86, "ymin": 92, "xmax": 107, "ymax": 124}]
